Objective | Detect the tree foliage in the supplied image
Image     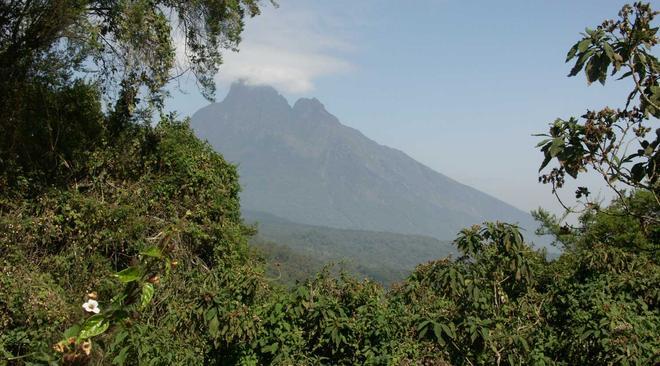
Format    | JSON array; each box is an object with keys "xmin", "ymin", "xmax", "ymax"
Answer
[
  {"xmin": 1, "ymin": 2, "xmax": 659, "ymax": 366},
  {"xmin": 0, "ymin": 0, "xmax": 269, "ymax": 194},
  {"xmin": 536, "ymin": 2, "xmax": 659, "ymax": 228},
  {"xmin": 0, "ymin": 0, "xmax": 265, "ymax": 100}
]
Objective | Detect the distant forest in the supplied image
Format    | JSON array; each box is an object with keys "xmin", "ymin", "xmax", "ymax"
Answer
[{"xmin": 246, "ymin": 210, "xmax": 456, "ymax": 285}]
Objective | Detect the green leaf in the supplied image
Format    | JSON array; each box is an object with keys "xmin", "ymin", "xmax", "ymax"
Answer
[
  {"xmin": 580, "ymin": 329, "xmax": 594, "ymax": 341},
  {"xmin": 440, "ymin": 323, "xmax": 455, "ymax": 339},
  {"xmin": 519, "ymin": 336, "xmax": 530, "ymax": 352},
  {"xmin": 111, "ymin": 293, "xmax": 128, "ymax": 305},
  {"xmin": 577, "ymin": 39, "xmax": 591, "ymax": 52},
  {"xmin": 63, "ymin": 324, "xmax": 80, "ymax": 339},
  {"xmin": 433, "ymin": 323, "xmax": 442, "ymax": 341},
  {"xmin": 262, "ymin": 343, "xmax": 278, "ymax": 354},
  {"xmin": 470, "ymin": 329, "xmax": 478, "ymax": 343},
  {"xmin": 602, "ymin": 42, "xmax": 615, "ymax": 61},
  {"xmin": 637, "ymin": 51, "xmax": 647, "ymax": 65},
  {"xmin": 417, "ymin": 320, "xmax": 430, "ymax": 339},
  {"xmin": 79, "ymin": 314, "xmax": 110, "ymax": 339},
  {"xmin": 140, "ymin": 283, "xmax": 154, "ymax": 309},
  {"xmin": 140, "ymin": 246, "xmax": 162, "ymax": 258},
  {"xmin": 111, "ymin": 330, "xmax": 129, "ymax": 348},
  {"xmin": 539, "ymin": 155, "xmax": 552, "ymax": 172},
  {"xmin": 208, "ymin": 316, "xmax": 219, "ymax": 337},
  {"xmin": 569, "ymin": 49, "xmax": 594, "ymax": 77},
  {"xmin": 480, "ymin": 327, "xmax": 490, "ymax": 341},
  {"xmin": 205, "ymin": 307, "xmax": 217, "ymax": 321},
  {"xmin": 112, "ymin": 346, "xmax": 130, "ymax": 366},
  {"xmin": 109, "ymin": 309, "xmax": 129, "ymax": 323},
  {"xmin": 585, "ymin": 55, "xmax": 599, "ymax": 84},
  {"xmin": 616, "ymin": 71, "xmax": 633, "ymax": 80},
  {"xmin": 536, "ymin": 139, "xmax": 551, "ymax": 148},
  {"xmin": 549, "ymin": 138, "xmax": 565, "ymax": 158},
  {"xmin": 631, "ymin": 162, "xmax": 646, "ymax": 182},
  {"xmin": 597, "ymin": 53, "xmax": 610, "ymax": 85},
  {"xmin": 115, "ymin": 266, "xmax": 142, "ymax": 283},
  {"xmin": 566, "ymin": 43, "xmax": 579, "ymax": 62}
]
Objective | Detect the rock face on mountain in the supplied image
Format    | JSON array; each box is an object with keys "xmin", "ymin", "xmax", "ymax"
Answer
[{"xmin": 191, "ymin": 82, "xmax": 542, "ymax": 243}]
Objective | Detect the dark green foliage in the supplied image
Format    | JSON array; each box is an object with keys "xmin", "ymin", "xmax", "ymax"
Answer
[
  {"xmin": 393, "ymin": 223, "xmax": 548, "ymax": 365},
  {"xmin": 535, "ymin": 195, "xmax": 660, "ymax": 364},
  {"xmin": 0, "ymin": 0, "xmax": 268, "ymax": 195},
  {"xmin": 1, "ymin": 2, "xmax": 659, "ymax": 365},
  {"xmin": 0, "ymin": 80, "xmax": 105, "ymax": 194},
  {"xmin": 391, "ymin": 201, "xmax": 659, "ymax": 365},
  {"xmin": 201, "ymin": 272, "xmax": 418, "ymax": 365},
  {"xmin": 1, "ymin": 117, "xmax": 266, "ymax": 364}
]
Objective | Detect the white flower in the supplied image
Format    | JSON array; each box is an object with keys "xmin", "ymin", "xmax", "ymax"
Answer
[{"xmin": 82, "ymin": 299, "xmax": 100, "ymax": 314}]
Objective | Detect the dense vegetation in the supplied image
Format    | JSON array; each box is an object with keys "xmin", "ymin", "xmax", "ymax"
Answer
[{"xmin": 1, "ymin": 1, "xmax": 658, "ymax": 365}]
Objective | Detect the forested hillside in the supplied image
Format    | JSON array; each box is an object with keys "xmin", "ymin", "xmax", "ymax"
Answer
[
  {"xmin": 246, "ymin": 210, "xmax": 456, "ymax": 285},
  {"xmin": 1, "ymin": 2, "xmax": 658, "ymax": 366}
]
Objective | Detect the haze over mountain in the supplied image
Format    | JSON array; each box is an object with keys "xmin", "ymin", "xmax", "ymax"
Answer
[
  {"xmin": 191, "ymin": 82, "xmax": 545, "ymax": 246},
  {"xmin": 245, "ymin": 209, "xmax": 456, "ymax": 285}
]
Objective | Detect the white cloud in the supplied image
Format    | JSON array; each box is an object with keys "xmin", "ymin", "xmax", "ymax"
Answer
[{"xmin": 213, "ymin": 2, "xmax": 355, "ymax": 94}]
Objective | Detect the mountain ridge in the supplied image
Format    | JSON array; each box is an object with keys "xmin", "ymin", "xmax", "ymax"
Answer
[
  {"xmin": 191, "ymin": 82, "xmax": 547, "ymax": 247},
  {"xmin": 245, "ymin": 209, "xmax": 456, "ymax": 285}
]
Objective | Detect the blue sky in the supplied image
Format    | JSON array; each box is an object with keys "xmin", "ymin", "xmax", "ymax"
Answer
[{"xmin": 167, "ymin": 0, "xmax": 634, "ymax": 215}]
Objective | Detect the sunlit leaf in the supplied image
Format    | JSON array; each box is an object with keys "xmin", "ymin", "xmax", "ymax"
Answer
[
  {"xmin": 115, "ymin": 266, "xmax": 142, "ymax": 283},
  {"xmin": 79, "ymin": 314, "xmax": 109, "ymax": 339}
]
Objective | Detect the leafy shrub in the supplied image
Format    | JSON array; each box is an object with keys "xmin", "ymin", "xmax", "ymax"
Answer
[{"xmin": 1, "ymin": 2, "xmax": 658, "ymax": 365}]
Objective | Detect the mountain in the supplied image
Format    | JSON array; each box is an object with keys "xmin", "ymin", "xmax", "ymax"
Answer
[
  {"xmin": 245, "ymin": 210, "xmax": 456, "ymax": 285},
  {"xmin": 191, "ymin": 82, "xmax": 546, "ymax": 246}
]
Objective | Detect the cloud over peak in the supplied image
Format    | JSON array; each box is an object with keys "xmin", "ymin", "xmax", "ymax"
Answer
[{"xmin": 213, "ymin": 3, "xmax": 354, "ymax": 94}]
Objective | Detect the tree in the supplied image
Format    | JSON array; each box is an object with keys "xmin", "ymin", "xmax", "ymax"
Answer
[
  {"xmin": 0, "ymin": 0, "xmax": 271, "ymax": 193},
  {"xmin": 0, "ymin": 0, "xmax": 268, "ymax": 101},
  {"xmin": 536, "ymin": 2, "xmax": 659, "ymax": 230}
]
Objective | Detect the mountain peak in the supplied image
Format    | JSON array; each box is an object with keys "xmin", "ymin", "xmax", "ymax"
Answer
[
  {"xmin": 293, "ymin": 97, "xmax": 325, "ymax": 112},
  {"xmin": 190, "ymin": 82, "xmax": 547, "ymax": 250},
  {"xmin": 292, "ymin": 97, "xmax": 340, "ymax": 126},
  {"xmin": 225, "ymin": 81, "xmax": 286, "ymax": 105}
]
